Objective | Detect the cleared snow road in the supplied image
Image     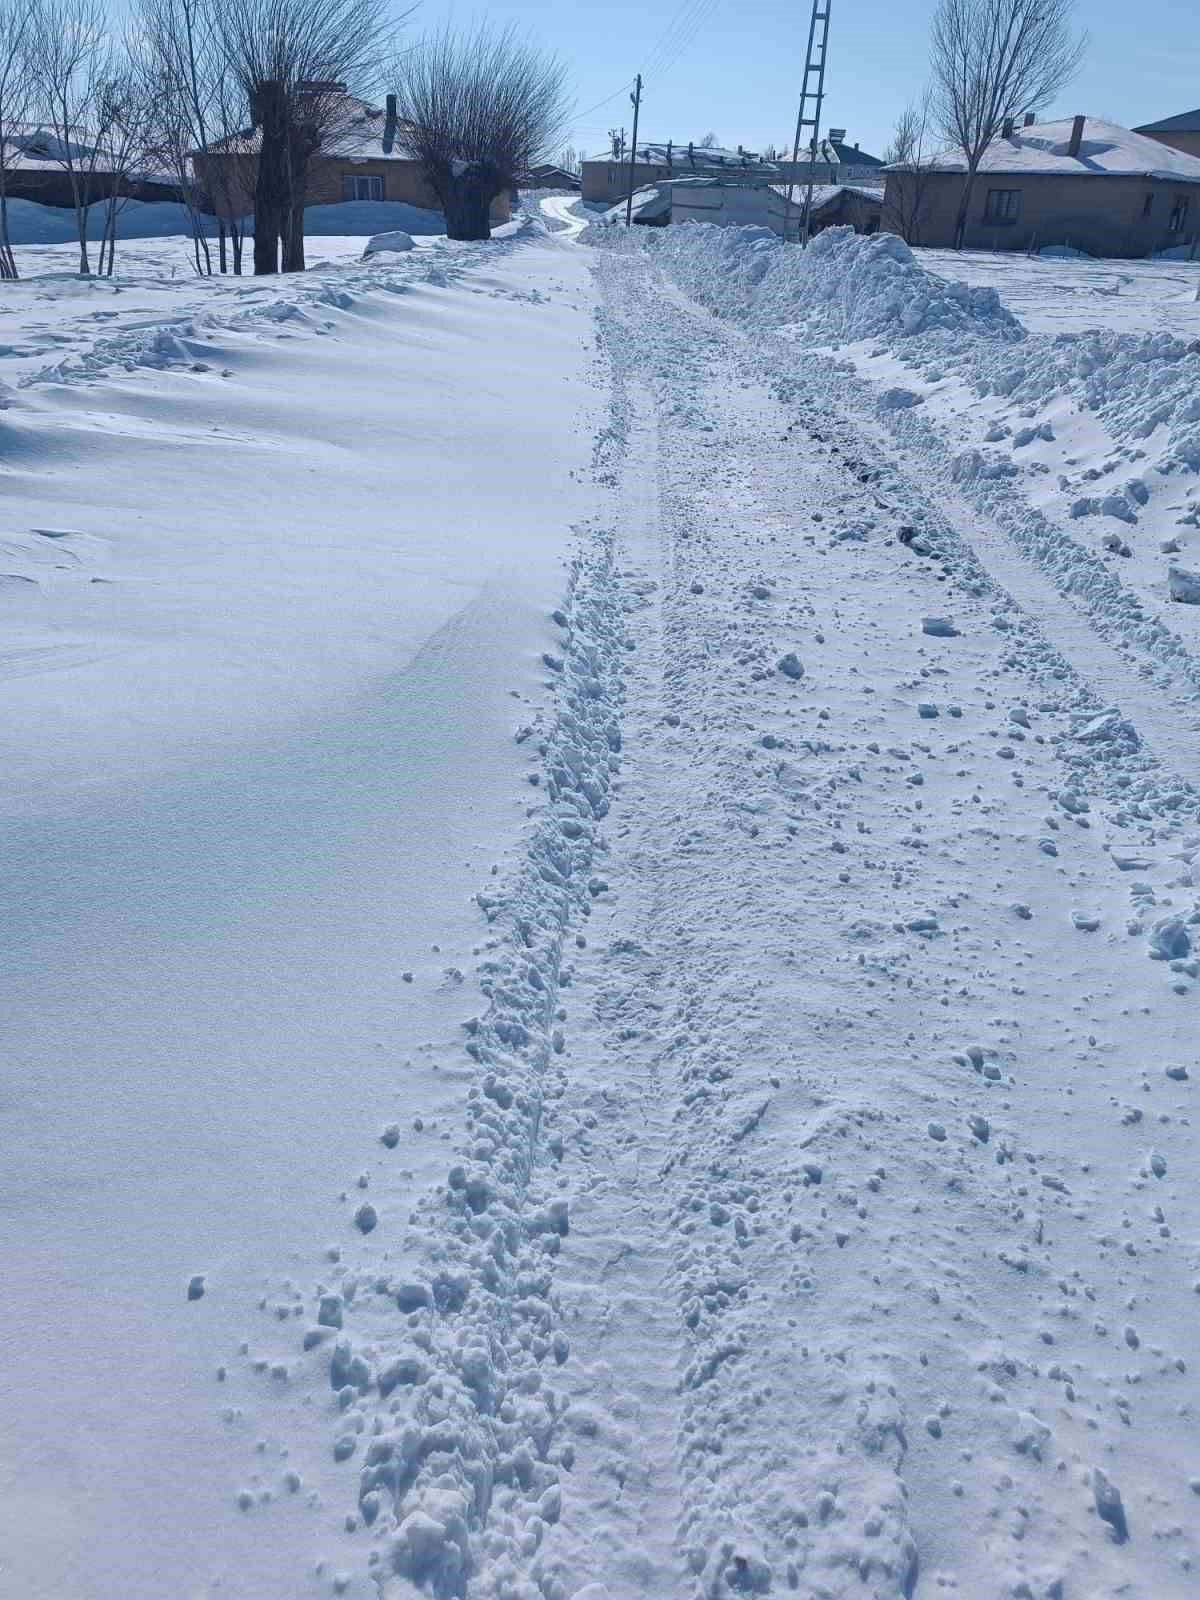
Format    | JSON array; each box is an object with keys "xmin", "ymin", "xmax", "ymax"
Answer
[{"xmin": 3, "ymin": 212, "xmax": 1199, "ymax": 1600}]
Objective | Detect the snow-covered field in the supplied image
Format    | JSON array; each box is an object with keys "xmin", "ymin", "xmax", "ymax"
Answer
[{"xmin": 3, "ymin": 206, "xmax": 1199, "ymax": 1600}]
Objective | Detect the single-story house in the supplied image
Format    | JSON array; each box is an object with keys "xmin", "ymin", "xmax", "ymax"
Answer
[
  {"xmin": 0, "ymin": 124, "xmax": 180, "ymax": 208},
  {"xmin": 1134, "ymin": 109, "xmax": 1200, "ymax": 162},
  {"xmin": 519, "ymin": 164, "xmax": 580, "ymax": 190},
  {"xmin": 193, "ymin": 90, "xmax": 511, "ymax": 224},
  {"xmin": 582, "ymin": 142, "xmax": 777, "ymax": 205},
  {"xmin": 884, "ymin": 116, "xmax": 1200, "ymax": 257},
  {"xmin": 771, "ymin": 182, "xmax": 883, "ymax": 237},
  {"xmin": 773, "ymin": 129, "xmax": 886, "ymax": 189}
]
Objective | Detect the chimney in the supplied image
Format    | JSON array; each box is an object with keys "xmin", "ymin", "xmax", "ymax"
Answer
[
  {"xmin": 1002, "ymin": 116, "xmax": 1014, "ymax": 139},
  {"xmin": 383, "ymin": 91, "xmax": 397, "ymax": 154},
  {"xmin": 386, "ymin": 92, "xmax": 396, "ymax": 119},
  {"xmin": 1023, "ymin": 112, "xmax": 1035, "ymax": 127},
  {"xmin": 1067, "ymin": 114, "xmax": 1085, "ymax": 158}
]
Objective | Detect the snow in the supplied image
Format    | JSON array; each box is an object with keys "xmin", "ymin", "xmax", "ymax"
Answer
[
  {"xmin": 4, "ymin": 195, "xmax": 1200, "ymax": 1600},
  {"xmin": 909, "ymin": 116, "xmax": 1200, "ymax": 184},
  {"xmin": 362, "ymin": 229, "xmax": 416, "ymax": 256},
  {"xmin": 2, "ymin": 196, "xmax": 446, "ymax": 247}
]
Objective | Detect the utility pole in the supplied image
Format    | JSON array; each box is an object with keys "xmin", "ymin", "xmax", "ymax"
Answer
[
  {"xmin": 783, "ymin": 0, "xmax": 832, "ymax": 247},
  {"xmin": 624, "ymin": 75, "xmax": 643, "ymax": 227}
]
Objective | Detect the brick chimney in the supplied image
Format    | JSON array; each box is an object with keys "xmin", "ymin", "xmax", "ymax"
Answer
[
  {"xmin": 1067, "ymin": 114, "xmax": 1085, "ymax": 157},
  {"xmin": 1023, "ymin": 112, "xmax": 1035, "ymax": 127}
]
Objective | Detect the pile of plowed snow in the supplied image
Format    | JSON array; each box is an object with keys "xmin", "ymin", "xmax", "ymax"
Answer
[{"xmin": 584, "ymin": 220, "xmax": 1023, "ymax": 343}]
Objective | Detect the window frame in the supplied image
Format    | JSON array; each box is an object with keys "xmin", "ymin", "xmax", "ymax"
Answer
[
  {"xmin": 1168, "ymin": 194, "xmax": 1190, "ymax": 234},
  {"xmin": 343, "ymin": 173, "xmax": 384, "ymax": 203},
  {"xmin": 982, "ymin": 187, "xmax": 1021, "ymax": 225}
]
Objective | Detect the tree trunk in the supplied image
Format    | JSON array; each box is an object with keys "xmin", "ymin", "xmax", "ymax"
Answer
[
  {"xmin": 953, "ymin": 168, "xmax": 979, "ymax": 251},
  {"xmin": 442, "ymin": 177, "xmax": 493, "ymax": 242},
  {"xmin": 0, "ymin": 188, "xmax": 16, "ymax": 280},
  {"xmin": 218, "ymin": 220, "xmax": 227, "ymax": 274},
  {"xmin": 253, "ymin": 80, "xmax": 288, "ymax": 276},
  {"xmin": 232, "ymin": 220, "xmax": 243, "ymax": 275}
]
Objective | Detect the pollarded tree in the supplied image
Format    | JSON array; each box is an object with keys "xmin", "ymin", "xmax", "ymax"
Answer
[
  {"xmin": 216, "ymin": 0, "xmax": 392, "ymax": 274},
  {"xmin": 392, "ymin": 26, "xmax": 568, "ymax": 242},
  {"xmin": 930, "ymin": 0, "xmax": 1086, "ymax": 248},
  {"xmin": 0, "ymin": 0, "xmax": 35, "ymax": 279}
]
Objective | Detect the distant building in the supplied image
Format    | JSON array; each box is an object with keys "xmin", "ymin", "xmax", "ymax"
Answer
[
  {"xmin": 581, "ymin": 142, "xmax": 778, "ymax": 205},
  {"xmin": 194, "ymin": 92, "xmax": 511, "ymax": 223},
  {"xmin": 884, "ymin": 116, "xmax": 1200, "ymax": 257},
  {"xmin": 1133, "ymin": 109, "xmax": 1200, "ymax": 162},
  {"xmin": 0, "ymin": 124, "xmax": 179, "ymax": 208},
  {"xmin": 519, "ymin": 164, "xmax": 581, "ymax": 190},
  {"xmin": 773, "ymin": 129, "xmax": 886, "ymax": 189},
  {"xmin": 600, "ymin": 176, "xmax": 881, "ymax": 240}
]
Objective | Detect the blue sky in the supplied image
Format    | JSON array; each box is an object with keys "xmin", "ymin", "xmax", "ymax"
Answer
[{"xmin": 409, "ymin": 1, "xmax": 1200, "ymax": 164}]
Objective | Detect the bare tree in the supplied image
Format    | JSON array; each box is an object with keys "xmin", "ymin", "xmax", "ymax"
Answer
[
  {"xmin": 216, "ymin": 0, "xmax": 392, "ymax": 275},
  {"xmin": 930, "ymin": 0, "xmax": 1086, "ymax": 248},
  {"xmin": 881, "ymin": 94, "xmax": 939, "ymax": 245},
  {"xmin": 0, "ymin": 0, "xmax": 35, "ymax": 278},
  {"xmin": 25, "ymin": 0, "xmax": 113, "ymax": 273},
  {"xmin": 392, "ymin": 26, "xmax": 568, "ymax": 242}
]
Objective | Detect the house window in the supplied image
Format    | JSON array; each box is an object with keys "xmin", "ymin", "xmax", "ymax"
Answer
[
  {"xmin": 343, "ymin": 174, "xmax": 383, "ymax": 202},
  {"xmin": 1169, "ymin": 195, "xmax": 1190, "ymax": 234},
  {"xmin": 1142, "ymin": 194, "xmax": 1154, "ymax": 218},
  {"xmin": 983, "ymin": 188, "xmax": 1021, "ymax": 224}
]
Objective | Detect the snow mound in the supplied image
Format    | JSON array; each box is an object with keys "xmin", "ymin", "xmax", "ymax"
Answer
[
  {"xmin": 301, "ymin": 200, "xmax": 444, "ymax": 238},
  {"xmin": 585, "ymin": 221, "xmax": 1023, "ymax": 344},
  {"xmin": 362, "ymin": 229, "xmax": 416, "ymax": 258}
]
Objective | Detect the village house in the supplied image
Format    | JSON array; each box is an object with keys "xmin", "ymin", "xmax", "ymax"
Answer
[
  {"xmin": 884, "ymin": 116, "xmax": 1200, "ymax": 258},
  {"xmin": 0, "ymin": 124, "xmax": 179, "ymax": 208},
  {"xmin": 581, "ymin": 142, "xmax": 778, "ymax": 206},
  {"xmin": 1134, "ymin": 109, "xmax": 1200, "ymax": 162},
  {"xmin": 604, "ymin": 175, "xmax": 882, "ymax": 241},
  {"xmin": 193, "ymin": 89, "xmax": 512, "ymax": 224},
  {"xmin": 772, "ymin": 129, "xmax": 886, "ymax": 189}
]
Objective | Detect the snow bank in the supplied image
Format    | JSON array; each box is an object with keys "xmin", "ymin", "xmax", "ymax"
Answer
[
  {"xmin": 6, "ymin": 196, "xmax": 446, "ymax": 246},
  {"xmin": 586, "ymin": 221, "xmax": 1022, "ymax": 343}
]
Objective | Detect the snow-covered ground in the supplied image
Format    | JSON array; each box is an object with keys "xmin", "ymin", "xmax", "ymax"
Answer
[{"xmin": 3, "ymin": 206, "xmax": 1200, "ymax": 1600}]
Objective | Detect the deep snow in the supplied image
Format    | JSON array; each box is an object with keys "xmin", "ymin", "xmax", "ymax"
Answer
[{"xmin": 2, "ymin": 208, "xmax": 1200, "ymax": 1600}]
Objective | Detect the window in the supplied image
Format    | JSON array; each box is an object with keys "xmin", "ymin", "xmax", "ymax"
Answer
[
  {"xmin": 343, "ymin": 174, "xmax": 383, "ymax": 202},
  {"xmin": 1169, "ymin": 194, "xmax": 1190, "ymax": 234},
  {"xmin": 1142, "ymin": 193, "xmax": 1154, "ymax": 218},
  {"xmin": 983, "ymin": 188, "xmax": 1021, "ymax": 224}
]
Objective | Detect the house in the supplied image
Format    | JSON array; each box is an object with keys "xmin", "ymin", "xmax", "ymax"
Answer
[
  {"xmin": 884, "ymin": 116, "xmax": 1200, "ymax": 257},
  {"xmin": 519, "ymin": 164, "xmax": 580, "ymax": 191},
  {"xmin": 1134, "ymin": 109, "xmax": 1200, "ymax": 162},
  {"xmin": 0, "ymin": 124, "xmax": 180, "ymax": 208},
  {"xmin": 193, "ymin": 91, "xmax": 512, "ymax": 224},
  {"xmin": 581, "ymin": 142, "xmax": 777, "ymax": 206},
  {"xmin": 773, "ymin": 129, "xmax": 886, "ymax": 189},
  {"xmin": 771, "ymin": 182, "xmax": 883, "ymax": 237}
]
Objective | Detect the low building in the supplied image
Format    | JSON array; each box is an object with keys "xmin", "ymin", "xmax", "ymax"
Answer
[
  {"xmin": 194, "ymin": 92, "xmax": 511, "ymax": 224},
  {"xmin": 772, "ymin": 182, "xmax": 883, "ymax": 237},
  {"xmin": 1134, "ymin": 109, "xmax": 1200, "ymax": 162},
  {"xmin": 0, "ymin": 124, "xmax": 180, "ymax": 208},
  {"xmin": 884, "ymin": 116, "xmax": 1200, "ymax": 258},
  {"xmin": 519, "ymin": 164, "xmax": 581, "ymax": 190},
  {"xmin": 582, "ymin": 142, "xmax": 777, "ymax": 206},
  {"xmin": 773, "ymin": 128, "xmax": 886, "ymax": 189}
]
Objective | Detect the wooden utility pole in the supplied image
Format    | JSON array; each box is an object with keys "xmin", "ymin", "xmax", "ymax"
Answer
[{"xmin": 624, "ymin": 75, "xmax": 643, "ymax": 227}]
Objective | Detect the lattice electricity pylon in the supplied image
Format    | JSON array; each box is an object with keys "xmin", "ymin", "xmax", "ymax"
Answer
[{"xmin": 783, "ymin": 0, "xmax": 833, "ymax": 247}]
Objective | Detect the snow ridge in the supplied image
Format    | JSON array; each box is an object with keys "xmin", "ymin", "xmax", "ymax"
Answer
[{"xmin": 585, "ymin": 222, "xmax": 1022, "ymax": 344}]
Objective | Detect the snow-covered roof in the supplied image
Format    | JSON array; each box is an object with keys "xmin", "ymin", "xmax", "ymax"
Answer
[
  {"xmin": 769, "ymin": 182, "xmax": 883, "ymax": 213},
  {"xmin": 207, "ymin": 99, "xmax": 418, "ymax": 163},
  {"xmin": 899, "ymin": 117, "xmax": 1200, "ymax": 185},
  {"xmin": 1134, "ymin": 108, "xmax": 1200, "ymax": 135},
  {"xmin": 786, "ymin": 137, "xmax": 884, "ymax": 168},
  {"xmin": 596, "ymin": 142, "xmax": 777, "ymax": 172}
]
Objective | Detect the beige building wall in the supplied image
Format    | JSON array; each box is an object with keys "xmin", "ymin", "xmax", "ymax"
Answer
[
  {"xmin": 196, "ymin": 154, "xmax": 511, "ymax": 223},
  {"xmin": 884, "ymin": 170, "xmax": 1198, "ymax": 257}
]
